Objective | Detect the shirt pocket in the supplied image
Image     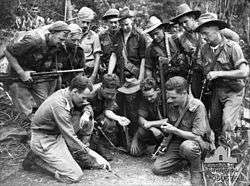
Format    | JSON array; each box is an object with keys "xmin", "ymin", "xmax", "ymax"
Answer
[{"xmin": 216, "ymin": 56, "xmax": 232, "ymax": 71}]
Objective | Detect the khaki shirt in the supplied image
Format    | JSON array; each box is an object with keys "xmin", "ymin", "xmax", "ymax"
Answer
[
  {"xmin": 31, "ymin": 88, "xmax": 91, "ymax": 154},
  {"xmin": 200, "ymin": 36, "xmax": 247, "ymax": 92},
  {"xmin": 80, "ymin": 30, "xmax": 102, "ymax": 68},
  {"xmin": 167, "ymin": 96, "xmax": 209, "ymax": 141}
]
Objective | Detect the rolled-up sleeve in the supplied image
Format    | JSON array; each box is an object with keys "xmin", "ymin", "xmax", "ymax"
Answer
[
  {"xmin": 192, "ymin": 104, "xmax": 208, "ymax": 137},
  {"xmin": 6, "ymin": 34, "xmax": 38, "ymax": 57},
  {"xmin": 231, "ymin": 42, "xmax": 248, "ymax": 68}
]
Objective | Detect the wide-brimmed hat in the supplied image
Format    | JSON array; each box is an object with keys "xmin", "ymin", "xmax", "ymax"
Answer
[
  {"xmin": 78, "ymin": 7, "xmax": 95, "ymax": 22},
  {"xmin": 118, "ymin": 7, "xmax": 135, "ymax": 21},
  {"xmin": 144, "ymin": 16, "xmax": 171, "ymax": 34},
  {"xmin": 170, "ymin": 3, "xmax": 201, "ymax": 23},
  {"xmin": 195, "ymin": 13, "xmax": 229, "ymax": 32},
  {"xmin": 118, "ymin": 78, "xmax": 140, "ymax": 94},
  {"xmin": 48, "ymin": 21, "xmax": 71, "ymax": 32},
  {"xmin": 103, "ymin": 8, "xmax": 119, "ymax": 20}
]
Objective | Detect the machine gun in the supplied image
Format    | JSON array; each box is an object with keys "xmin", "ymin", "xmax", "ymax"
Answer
[{"xmin": 0, "ymin": 68, "xmax": 84, "ymax": 84}]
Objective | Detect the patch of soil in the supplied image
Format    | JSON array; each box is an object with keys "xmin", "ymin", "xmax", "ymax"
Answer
[{"xmin": 1, "ymin": 150, "xmax": 191, "ymax": 186}]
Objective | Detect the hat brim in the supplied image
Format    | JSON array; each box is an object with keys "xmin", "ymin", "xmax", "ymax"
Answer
[
  {"xmin": 170, "ymin": 10, "xmax": 201, "ymax": 23},
  {"xmin": 103, "ymin": 15, "xmax": 119, "ymax": 20},
  {"xmin": 117, "ymin": 85, "xmax": 140, "ymax": 94},
  {"xmin": 118, "ymin": 14, "xmax": 134, "ymax": 21},
  {"xmin": 195, "ymin": 20, "xmax": 229, "ymax": 32},
  {"xmin": 144, "ymin": 22, "xmax": 171, "ymax": 34}
]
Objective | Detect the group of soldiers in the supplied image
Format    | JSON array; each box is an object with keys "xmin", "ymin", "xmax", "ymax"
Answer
[{"xmin": 1, "ymin": 3, "xmax": 250, "ymax": 185}]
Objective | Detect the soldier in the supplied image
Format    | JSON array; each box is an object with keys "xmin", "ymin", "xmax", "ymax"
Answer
[
  {"xmin": 77, "ymin": 7, "xmax": 102, "ymax": 83},
  {"xmin": 152, "ymin": 76, "xmax": 214, "ymax": 186},
  {"xmin": 4, "ymin": 21, "xmax": 70, "ymax": 118},
  {"xmin": 89, "ymin": 74, "xmax": 130, "ymax": 160},
  {"xmin": 108, "ymin": 7, "xmax": 146, "ymax": 84},
  {"xmin": 99, "ymin": 9, "xmax": 120, "ymax": 76},
  {"xmin": 22, "ymin": 75, "xmax": 111, "ymax": 183},
  {"xmin": 130, "ymin": 77, "xmax": 167, "ymax": 156},
  {"xmin": 171, "ymin": 3, "xmax": 240, "ymax": 101},
  {"xmin": 195, "ymin": 13, "xmax": 249, "ymax": 148},
  {"xmin": 144, "ymin": 15, "xmax": 187, "ymax": 82},
  {"xmin": 57, "ymin": 23, "xmax": 85, "ymax": 88}
]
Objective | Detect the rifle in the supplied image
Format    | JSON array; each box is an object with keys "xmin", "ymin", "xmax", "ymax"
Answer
[{"xmin": 0, "ymin": 69, "xmax": 84, "ymax": 84}]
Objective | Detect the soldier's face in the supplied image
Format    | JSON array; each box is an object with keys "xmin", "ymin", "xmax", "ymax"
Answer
[
  {"xmin": 178, "ymin": 16, "xmax": 196, "ymax": 32},
  {"xmin": 67, "ymin": 34, "xmax": 82, "ymax": 46},
  {"xmin": 200, "ymin": 26, "xmax": 219, "ymax": 46},
  {"xmin": 78, "ymin": 20, "xmax": 91, "ymax": 34},
  {"xmin": 166, "ymin": 89, "xmax": 186, "ymax": 107},
  {"xmin": 143, "ymin": 88, "xmax": 158, "ymax": 103},
  {"xmin": 51, "ymin": 31, "xmax": 69, "ymax": 47},
  {"xmin": 120, "ymin": 18, "xmax": 133, "ymax": 33},
  {"xmin": 149, "ymin": 28, "xmax": 164, "ymax": 43},
  {"xmin": 107, "ymin": 18, "xmax": 119, "ymax": 31},
  {"xmin": 72, "ymin": 88, "xmax": 91, "ymax": 107}
]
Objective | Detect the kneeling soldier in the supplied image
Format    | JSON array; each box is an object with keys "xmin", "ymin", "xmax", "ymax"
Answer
[
  {"xmin": 152, "ymin": 76, "xmax": 214, "ymax": 186},
  {"xmin": 22, "ymin": 75, "xmax": 110, "ymax": 183}
]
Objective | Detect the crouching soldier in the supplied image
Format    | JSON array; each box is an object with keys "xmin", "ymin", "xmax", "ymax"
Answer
[
  {"xmin": 22, "ymin": 75, "xmax": 110, "ymax": 183},
  {"xmin": 152, "ymin": 76, "xmax": 214, "ymax": 186},
  {"xmin": 90, "ymin": 73, "xmax": 130, "ymax": 160},
  {"xmin": 4, "ymin": 21, "xmax": 71, "ymax": 118},
  {"xmin": 130, "ymin": 77, "xmax": 167, "ymax": 156}
]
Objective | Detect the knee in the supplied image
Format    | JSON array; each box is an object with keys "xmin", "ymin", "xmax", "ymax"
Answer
[
  {"xmin": 61, "ymin": 167, "xmax": 83, "ymax": 183},
  {"xmin": 152, "ymin": 159, "xmax": 170, "ymax": 176},
  {"xmin": 179, "ymin": 140, "xmax": 201, "ymax": 160}
]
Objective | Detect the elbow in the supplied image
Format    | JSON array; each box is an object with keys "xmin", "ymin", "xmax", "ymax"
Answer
[{"xmin": 242, "ymin": 66, "xmax": 250, "ymax": 77}]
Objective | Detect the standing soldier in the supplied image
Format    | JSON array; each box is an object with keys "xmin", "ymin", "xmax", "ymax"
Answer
[
  {"xmin": 144, "ymin": 15, "xmax": 187, "ymax": 83},
  {"xmin": 108, "ymin": 7, "xmax": 146, "ymax": 84},
  {"xmin": 171, "ymin": 3, "xmax": 240, "ymax": 101},
  {"xmin": 99, "ymin": 9, "xmax": 120, "ymax": 76},
  {"xmin": 77, "ymin": 7, "xmax": 102, "ymax": 83},
  {"xmin": 4, "ymin": 21, "xmax": 70, "ymax": 118},
  {"xmin": 195, "ymin": 13, "xmax": 249, "ymax": 148},
  {"xmin": 57, "ymin": 23, "xmax": 85, "ymax": 88}
]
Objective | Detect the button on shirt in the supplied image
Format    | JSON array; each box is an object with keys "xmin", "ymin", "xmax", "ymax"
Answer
[
  {"xmin": 31, "ymin": 88, "xmax": 88, "ymax": 154},
  {"xmin": 80, "ymin": 30, "xmax": 102, "ymax": 68}
]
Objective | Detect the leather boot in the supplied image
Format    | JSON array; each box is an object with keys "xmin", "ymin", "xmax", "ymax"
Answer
[{"xmin": 190, "ymin": 171, "xmax": 203, "ymax": 186}]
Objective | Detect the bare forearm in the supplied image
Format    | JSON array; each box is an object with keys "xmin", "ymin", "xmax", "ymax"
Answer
[
  {"xmin": 91, "ymin": 53, "xmax": 100, "ymax": 77},
  {"xmin": 172, "ymin": 128, "xmax": 200, "ymax": 141},
  {"xmin": 138, "ymin": 58, "xmax": 145, "ymax": 81},
  {"xmin": 105, "ymin": 110, "xmax": 120, "ymax": 121},
  {"xmin": 4, "ymin": 50, "xmax": 24, "ymax": 75},
  {"xmin": 108, "ymin": 53, "xmax": 117, "ymax": 74},
  {"xmin": 216, "ymin": 68, "xmax": 249, "ymax": 79},
  {"xmin": 139, "ymin": 117, "xmax": 165, "ymax": 128}
]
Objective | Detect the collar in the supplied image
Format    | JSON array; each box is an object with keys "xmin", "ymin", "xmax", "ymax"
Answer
[{"xmin": 64, "ymin": 88, "xmax": 74, "ymax": 112}]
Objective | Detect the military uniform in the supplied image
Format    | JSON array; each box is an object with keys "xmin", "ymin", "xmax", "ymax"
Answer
[
  {"xmin": 57, "ymin": 43, "xmax": 85, "ymax": 87},
  {"xmin": 30, "ymin": 88, "xmax": 94, "ymax": 183},
  {"xmin": 112, "ymin": 27, "xmax": 146, "ymax": 82},
  {"xmin": 6, "ymin": 32, "xmax": 58, "ymax": 116},
  {"xmin": 200, "ymin": 36, "xmax": 247, "ymax": 143},
  {"xmin": 99, "ymin": 29, "xmax": 117, "ymax": 74},
  {"xmin": 146, "ymin": 32, "xmax": 188, "ymax": 84},
  {"xmin": 130, "ymin": 94, "xmax": 163, "ymax": 156},
  {"xmin": 80, "ymin": 30, "xmax": 102, "ymax": 77},
  {"xmin": 153, "ymin": 96, "xmax": 212, "ymax": 175}
]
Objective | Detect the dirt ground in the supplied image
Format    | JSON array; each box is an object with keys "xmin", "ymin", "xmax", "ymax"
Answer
[{"xmin": 1, "ymin": 148, "xmax": 191, "ymax": 186}]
